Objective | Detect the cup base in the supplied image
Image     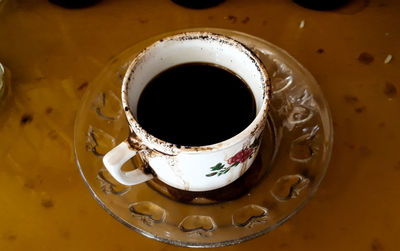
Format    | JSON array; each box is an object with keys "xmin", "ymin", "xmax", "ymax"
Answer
[{"xmin": 146, "ymin": 115, "xmax": 277, "ymax": 204}]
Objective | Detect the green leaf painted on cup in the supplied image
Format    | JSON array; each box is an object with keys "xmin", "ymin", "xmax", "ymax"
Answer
[{"xmin": 211, "ymin": 163, "xmax": 225, "ymax": 171}]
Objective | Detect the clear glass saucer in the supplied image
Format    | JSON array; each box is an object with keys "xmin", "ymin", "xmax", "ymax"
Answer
[{"xmin": 74, "ymin": 28, "xmax": 333, "ymax": 248}]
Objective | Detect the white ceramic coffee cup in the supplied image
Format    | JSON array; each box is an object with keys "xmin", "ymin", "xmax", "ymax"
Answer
[{"xmin": 103, "ymin": 32, "xmax": 270, "ymax": 192}]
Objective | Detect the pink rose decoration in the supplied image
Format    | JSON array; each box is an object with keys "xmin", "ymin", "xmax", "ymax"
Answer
[{"xmin": 227, "ymin": 148, "xmax": 254, "ymax": 165}]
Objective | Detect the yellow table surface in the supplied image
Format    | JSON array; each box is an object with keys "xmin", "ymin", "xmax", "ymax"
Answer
[{"xmin": 0, "ymin": 0, "xmax": 399, "ymax": 250}]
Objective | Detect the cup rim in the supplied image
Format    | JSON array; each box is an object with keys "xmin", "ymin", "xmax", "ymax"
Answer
[{"xmin": 122, "ymin": 31, "xmax": 271, "ymax": 155}]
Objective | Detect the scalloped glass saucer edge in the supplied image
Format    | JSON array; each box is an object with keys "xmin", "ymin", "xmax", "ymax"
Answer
[{"xmin": 74, "ymin": 28, "xmax": 333, "ymax": 248}]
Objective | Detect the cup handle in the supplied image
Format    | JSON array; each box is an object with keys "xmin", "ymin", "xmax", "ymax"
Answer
[{"xmin": 103, "ymin": 139, "xmax": 153, "ymax": 186}]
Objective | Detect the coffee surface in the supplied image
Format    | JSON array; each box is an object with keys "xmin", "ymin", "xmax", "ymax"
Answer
[{"xmin": 137, "ymin": 63, "xmax": 256, "ymax": 146}]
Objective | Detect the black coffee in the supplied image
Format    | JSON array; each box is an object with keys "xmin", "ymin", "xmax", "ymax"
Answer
[{"xmin": 137, "ymin": 63, "xmax": 256, "ymax": 146}]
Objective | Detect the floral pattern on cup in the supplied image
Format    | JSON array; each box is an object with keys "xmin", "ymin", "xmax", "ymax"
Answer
[{"xmin": 206, "ymin": 135, "xmax": 261, "ymax": 177}]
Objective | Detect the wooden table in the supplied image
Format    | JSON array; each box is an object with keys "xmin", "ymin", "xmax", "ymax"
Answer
[{"xmin": 0, "ymin": 0, "xmax": 399, "ymax": 250}]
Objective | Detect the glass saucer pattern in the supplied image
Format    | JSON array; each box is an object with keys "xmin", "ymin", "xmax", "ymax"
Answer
[{"xmin": 74, "ymin": 28, "xmax": 333, "ymax": 248}]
